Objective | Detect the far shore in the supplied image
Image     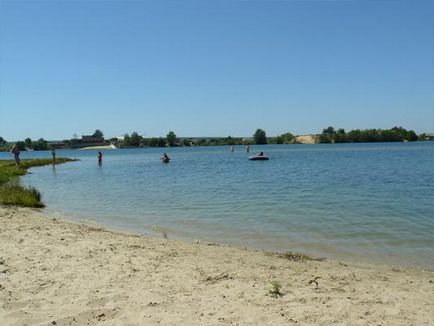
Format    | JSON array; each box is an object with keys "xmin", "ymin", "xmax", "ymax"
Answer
[
  {"xmin": 0, "ymin": 206, "xmax": 432, "ymax": 325},
  {"xmin": 78, "ymin": 144, "xmax": 117, "ymax": 150}
]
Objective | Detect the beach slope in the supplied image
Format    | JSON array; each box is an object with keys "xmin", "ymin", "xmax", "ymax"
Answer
[{"xmin": 0, "ymin": 207, "xmax": 432, "ymax": 325}]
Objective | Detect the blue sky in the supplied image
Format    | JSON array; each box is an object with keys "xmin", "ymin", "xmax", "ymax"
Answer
[{"xmin": 0, "ymin": 0, "xmax": 432, "ymax": 140}]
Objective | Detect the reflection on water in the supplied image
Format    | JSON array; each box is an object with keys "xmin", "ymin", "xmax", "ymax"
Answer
[{"xmin": 4, "ymin": 142, "xmax": 433, "ymax": 269}]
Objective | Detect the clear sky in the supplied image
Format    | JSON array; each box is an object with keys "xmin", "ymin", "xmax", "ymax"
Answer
[{"xmin": 0, "ymin": 0, "xmax": 432, "ymax": 140}]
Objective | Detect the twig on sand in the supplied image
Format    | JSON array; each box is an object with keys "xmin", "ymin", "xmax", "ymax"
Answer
[{"xmin": 308, "ymin": 276, "xmax": 321, "ymax": 289}]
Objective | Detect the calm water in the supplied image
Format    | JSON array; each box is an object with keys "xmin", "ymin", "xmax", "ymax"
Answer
[{"xmin": 4, "ymin": 143, "xmax": 434, "ymax": 269}]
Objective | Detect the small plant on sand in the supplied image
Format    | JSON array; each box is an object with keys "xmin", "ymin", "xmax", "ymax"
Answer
[{"xmin": 269, "ymin": 281, "xmax": 283, "ymax": 298}]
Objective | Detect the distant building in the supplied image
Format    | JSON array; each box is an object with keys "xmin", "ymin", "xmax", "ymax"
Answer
[
  {"xmin": 47, "ymin": 141, "xmax": 66, "ymax": 149},
  {"xmin": 82, "ymin": 135, "xmax": 104, "ymax": 143},
  {"xmin": 425, "ymin": 133, "xmax": 434, "ymax": 140}
]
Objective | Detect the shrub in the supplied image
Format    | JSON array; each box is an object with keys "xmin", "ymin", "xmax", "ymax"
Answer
[
  {"xmin": 269, "ymin": 281, "xmax": 283, "ymax": 298},
  {"xmin": 0, "ymin": 182, "xmax": 44, "ymax": 207}
]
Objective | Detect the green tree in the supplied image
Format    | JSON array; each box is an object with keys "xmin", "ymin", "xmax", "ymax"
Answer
[
  {"xmin": 24, "ymin": 137, "xmax": 32, "ymax": 148},
  {"xmin": 93, "ymin": 129, "xmax": 104, "ymax": 138},
  {"xmin": 141, "ymin": 138, "xmax": 149, "ymax": 147},
  {"xmin": 123, "ymin": 134, "xmax": 131, "ymax": 146},
  {"xmin": 320, "ymin": 126, "xmax": 336, "ymax": 143},
  {"xmin": 319, "ymin": 126, "xmax": 419, "ymax": 143},
  {"xmin": 122, "ymin": 133, "xmax": 142, "ymax": 147},
  {"xmin": 166, "ymin": 131, "xmax": 177, "ymax": 147},
  {"xmin": 148, "ymin": 138, "xmax": 159, "ymax": 147},
  {"xmin": 324, "ymin": 126, "xmax": 335, "ymax": 135},
  {"xmin": 16, "ymin": 141, "xmax": 26, "ymax": 151},
  {"xmin": 280, "ymin": 132, "xmax": 294, "ymax": 144},
  {"xmin": 273, "ymin": 135, "xmax": 284, "ymax": 144},
  {"xmin": 335, "ymin": 128, "xmax": 347, "ymax": 143},
  {"xmin": 130, "ymin": 132, "xmax": 142, "ymax": 147},
  {"xmin": 33, "ymin": 138, "xmax": 48, "ymax": 150},
  {"xmin": 406, "ymin": 130, "xmax": 418, "ymax": 142},
  {"xmin": 148, "ymin": 137, "xmax": 167, "ymax": 147},
  {"xmin": 182, "ymin": 139, "xmax": 191, "ymax": 147},
  {"xmin": 157, "ymin": 137, "xmax": 167, "ymax": 147},
  {"xmin": 253, "ymin": 129, "xmax": 267, "ymax": 144},
  {"xmin": 226, "ymin": 136, "xmax": 235, "ymax": 145},
  {"xmin": 0, "ymin": 137, "xmax": 6, "ymax": 147},
  {"xmin": 195, "ymin": 139, "xmax": 207, "ymax": 146}
]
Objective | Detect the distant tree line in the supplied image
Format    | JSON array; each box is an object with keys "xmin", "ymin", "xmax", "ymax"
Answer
[
  {"xmin": 251, "ymin": 129, "xmax": 295, "ymax": 145},
  {"xmin": 120, "ymin": 131, "xmax": 251, "ymax": 147},
  {"xmin": 1, "ymin": 138, "xmax": 50, "ymax": 151},
  {"xmin": 418, "ymin": 133, "xmax": 434, "ymax": 141},
  {"xmin": 0, "ymin": 137, "xmax": 6, "ymax": 148},
  {"xmin": 268, "ymin": 132, "xmax": 295, "ymax": 144},
  {"xmin": 319, "ymin": 126, "xmax": 419, "ymax": 143},
  {"xmin": 1, "ymin": 126, "xmax": 431, "ymax": 152},
  {"xmin": 119, "ymin": 127, "xmax": 429, "ymax": 147},
  {"xmin": 122, "ymin": 131, "xmax": 177, "ymax": 147}
]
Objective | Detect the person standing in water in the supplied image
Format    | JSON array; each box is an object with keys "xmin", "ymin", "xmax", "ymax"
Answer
[
  {"xmin": 97, "ymin": 151, "xmax": 103, "ymax": 165},
  {"xmin": 51, "ymin": 148, "xmax": 56, "ymax": 165},
  {"xmin": 11, "ymin": 144, "xmax": 20, "ymax": 167},
  {"xmin": 230, "ymin": 145, "xmax": 234, "ymax": 152},
  {"xmin": 161, "ymin": 153, "xmax": 170, "ymax": 163},
  {"xmin": 245, "ymin": 144, "xmax": 250, "ymax": 153}
]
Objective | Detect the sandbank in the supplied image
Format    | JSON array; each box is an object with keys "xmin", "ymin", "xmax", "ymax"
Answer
[
  {"xmin": 78, "ymin": 145, "xmax": 116, "ymax": 150},
  {"xmin": 0, "ymin": 207, "xmax": 432, "ymax": 325}
]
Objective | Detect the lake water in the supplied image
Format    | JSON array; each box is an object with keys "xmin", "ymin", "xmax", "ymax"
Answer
[{"xmin": 4, "ymin": 142, "xmax": 434, "ymax": 269}]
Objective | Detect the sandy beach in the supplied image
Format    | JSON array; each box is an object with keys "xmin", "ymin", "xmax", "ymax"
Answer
[{"xmin": 0, "ymin": 206, "xmax": 432, "ymax": 325}]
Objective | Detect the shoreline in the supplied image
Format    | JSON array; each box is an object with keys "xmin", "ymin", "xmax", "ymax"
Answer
[
  {"xmin": 41, "ymin": 207, "xmax": 434, "ymax": 272},
  {"xmin": 1, "ymin": 206, "xmax": 432, "ymax": 325}
]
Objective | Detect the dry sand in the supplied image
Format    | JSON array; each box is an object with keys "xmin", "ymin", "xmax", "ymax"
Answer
[
  {"xmin": 79, "ymin": 145, "xmax": 116, "ymax": 150},
  {"xmin": 293, "ymin": 135, "xmax": 318, "ymax": 144},
  {"xmin": 0, "ymin": 206, "xmax": 432, "ymax": 325}
]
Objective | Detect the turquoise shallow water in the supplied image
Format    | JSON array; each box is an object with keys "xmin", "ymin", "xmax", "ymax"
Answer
[{"xmin": 4, "ymin": 142, "xmax": 434, "ymax": 269}]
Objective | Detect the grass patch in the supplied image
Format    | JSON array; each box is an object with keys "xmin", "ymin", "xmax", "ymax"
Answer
[
  {"xmin": 0, "ymin": 182, "xmax": 44, "ymax": 207},
  {"xmin": 0, "ymin": 163, "xmax": 26, "ymax": 184},
  {"xmin": 0, "ymin": 158, "xmax": 76, "ymax": 207}
]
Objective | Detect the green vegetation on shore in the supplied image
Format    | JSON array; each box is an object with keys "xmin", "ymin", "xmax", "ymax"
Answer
[
  {"xmin": 0, "ymin": 158, "xmax": 76, "ymax": 208},
  {"xmin": 319, "ymin": 126, "xmax": 419, "ymax": 143},
  {"xmin": 1, "ymin": 126, "xmax": 431, "ymax": 152}
]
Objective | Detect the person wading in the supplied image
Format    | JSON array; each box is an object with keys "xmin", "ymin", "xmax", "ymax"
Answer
[{"xmin": 11, "ymin": 144, "xmax": 20, "ymax": 167}]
